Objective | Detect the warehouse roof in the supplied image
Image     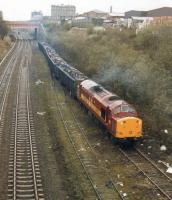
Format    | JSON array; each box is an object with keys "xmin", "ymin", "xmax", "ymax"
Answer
[{"xmin": 148, "ymin": 7, "xmax": 172, "ymax": 17}]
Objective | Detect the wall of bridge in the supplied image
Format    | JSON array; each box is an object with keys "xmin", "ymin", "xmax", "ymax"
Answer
[{"xmin": 6, "ymin": 21, "xmax": 40, "ymax": 29}]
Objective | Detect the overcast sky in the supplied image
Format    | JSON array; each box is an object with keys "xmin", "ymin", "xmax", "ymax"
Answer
[{"xmin": 0, "ymin": 0, "xmax": 172, "ymax": 21}]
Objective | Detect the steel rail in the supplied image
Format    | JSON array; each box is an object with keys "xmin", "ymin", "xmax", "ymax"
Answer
[
  {"xmin": 9, "ymin": 40, "xmax": 44, "ymax": 200},
  {"xmin": 13, "ymin": 44, "xmax": 26, "ymax": 199},
  {"xmin": 52, "ymin": 83, "xmax": 103, "ymax": 200},
  {"xmin": 26, "ymin": 58, "xmax": 39, "ymax": 200},
  {"xmin": 0, "ymin": 42, "xmax": 16, "ymax": 67},
  {"xmin": 119, "ymin": 148, "xmax": 172, "ymax": 200},
  {"xmin": 0, "ymin": 41, "xmax": 21, "ymax": 121},
  {"xmin": 0, "ymin": 42, "xmax": 20, "ymax": 87},
  {"xmin": 68, "ymin": 98, "xmax": 125, "ymax": 200},
  {"xmin": 135, "ymin": 148, "xmax": 172, "ymax": 182}
]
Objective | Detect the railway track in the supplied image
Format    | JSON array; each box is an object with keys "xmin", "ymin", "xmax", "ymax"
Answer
[
  {"xmin": 119, "ymin": 147, "xmax": 172, "ymax": 200},
  {"xmin": 52, "ymin": 80, "xmax": 125, "ymax": 200},
  {"xmin": 0, "ymin": 42, "xmax": 16, "ymax": 68},
  {"xmin": 7, "ymin": 40, "xmax": 44, "ymax": 200},
  {"xmin": 0, "ymin": 41, "xmax": 22, "ymax": 145},
  {"xmin": 55, "ymin": 83, "xmax": 172, "ymax": 200}
]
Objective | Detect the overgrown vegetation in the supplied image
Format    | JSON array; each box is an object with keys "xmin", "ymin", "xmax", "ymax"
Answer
[
  {"xmin": 0, "ymin": 20, "xmax": 11, "ymax": 60},
  {"xmin": 45, "ymin": 25, "xmax": 172, "ymax": 139},
  {"xmin": 0, "ymin": 20, "xmax": 9, "ymax": 39}
]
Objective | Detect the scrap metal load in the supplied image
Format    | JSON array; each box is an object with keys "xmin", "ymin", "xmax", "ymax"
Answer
[{"xmin": 38, "ymin": 42, "xmax": 142, "ymax": 143}]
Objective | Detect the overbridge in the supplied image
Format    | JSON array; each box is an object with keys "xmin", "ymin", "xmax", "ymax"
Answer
[
  {"xmin": 6, "ymin": 21, "xmax": 41, "ymax": 39},
  {"xmin": 6, "ymin": 21, "xmax": 40, "ymax": 30}
]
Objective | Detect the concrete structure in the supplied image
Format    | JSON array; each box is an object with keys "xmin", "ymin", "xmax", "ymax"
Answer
[
  {"xmin": 0, "ymin": 11, "xmax": 3, "ymax": 20},
  {"xmin": 80, "ymin": 10, "xmax": 108, "ymax": 18},
  {"xmin": 51, "ymin": 5, "xmax": 76, "ymax": 20},
  {"xmin": 31, "ymin": 11, "xmax": 43, "ymax": 21},
  {"xmin": 6, "ymin": 21, "xmax": 40, "ymax": 40}
]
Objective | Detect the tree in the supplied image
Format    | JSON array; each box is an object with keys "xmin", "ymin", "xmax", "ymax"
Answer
[{"xmin": 0, "ymin": 20, "xmax": 9, "ymax": 39}]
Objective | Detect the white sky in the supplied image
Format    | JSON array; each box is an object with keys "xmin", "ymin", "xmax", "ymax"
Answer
[{"xmin": 0, "ymin": 0, "xmax": 172, "ymax": 21}]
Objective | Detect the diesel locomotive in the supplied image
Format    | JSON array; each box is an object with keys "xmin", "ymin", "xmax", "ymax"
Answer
[{"xmin": 38, "ymin": 42, "xmax": 142, "ymax": 142}]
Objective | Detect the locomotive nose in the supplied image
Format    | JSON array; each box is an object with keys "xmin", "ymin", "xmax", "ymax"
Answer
[{"xmin": 115, "ymin": 117, "xmax": 142, "ymax": 139}]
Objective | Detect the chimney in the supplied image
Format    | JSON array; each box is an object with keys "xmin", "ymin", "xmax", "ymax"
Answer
[{"xmin": 110, "ymin": 6, "xmax": 113, "ymax": 13}]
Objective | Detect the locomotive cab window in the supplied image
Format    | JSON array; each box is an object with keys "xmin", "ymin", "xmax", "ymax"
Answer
[
  {"xmin": 101, "ymin": 108, "xmax": 106, "ymax": 120},
  {"xmin": 121, "ymin": 105, "xmax": 135, "ymax": 113}
]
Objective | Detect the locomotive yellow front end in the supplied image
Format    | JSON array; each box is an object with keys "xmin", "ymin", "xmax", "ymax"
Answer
[{"xmin": 115, "ymin": 117, "xmax": 142, "ymax": 139}]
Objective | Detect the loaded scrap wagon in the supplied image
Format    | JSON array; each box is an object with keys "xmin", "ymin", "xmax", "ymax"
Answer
[{"xmin": 57, "ymin": 64, "xmax": 88, "ymax": 97}]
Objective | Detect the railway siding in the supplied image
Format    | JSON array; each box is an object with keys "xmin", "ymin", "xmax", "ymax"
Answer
[
  {"xmin": 119, "ymin": 148, "xmax": 172, "ymax": 200},
  {"xmin": 0, "ymin": 40, "xmax": 23, "ymax": 199},
  {"xmin": 7, "ymin": 41, "xmax": 44, "ymax": 200},
  {"xmin": 61, "ymin": 85, "xmax": 170, "ymax": 200},
  {"xmin": 54, "ymin": 83, "xmax": 127, "ymax": 200}
]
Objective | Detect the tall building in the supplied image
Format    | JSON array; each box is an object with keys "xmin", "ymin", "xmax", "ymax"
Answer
[
  {"xmin": 0, "ymin": 11, "xmax": 3, "ymax": 20},
  {"xmin": 31, "ymin": 11, "xmax": 43, "ymax": 21},
  {"xmin": 51, "ymin": 5, "xmax": 76, "ymax": 20}
]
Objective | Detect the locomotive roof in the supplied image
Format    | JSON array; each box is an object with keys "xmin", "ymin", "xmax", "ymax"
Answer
[{"xmin": 80, "ymin": 79, "xmax": 129, "ymax": 109}]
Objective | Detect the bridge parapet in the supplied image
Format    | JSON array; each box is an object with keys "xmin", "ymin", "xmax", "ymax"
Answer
[{"xmin": 6, "ymin": 21, "xmax": 40, "ymax": 29}]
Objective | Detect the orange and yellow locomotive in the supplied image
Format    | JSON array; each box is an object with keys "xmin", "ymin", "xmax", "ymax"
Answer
[{"xmin": 78, "ymin": 80, "xmax": 142, "ymax": 141}]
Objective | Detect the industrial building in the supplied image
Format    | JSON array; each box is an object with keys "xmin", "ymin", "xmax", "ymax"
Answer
[
  {"xmin": 31, "ymin": 11, "xmax": 43, "ymax": 21},
  {"xmin": 148, "ymin": 7, "xmax": 172, "ymax": 25},
  {"xmin": 51, "ymin": 5, "xmax": 76, "ymax": 21},
  {"xmin": 71, "ymin": 17, "xmax": 92, "ymax": 28},
  {"xmin": 125, "ymin": 7, "xmax": 172, "ymax": 25},
  {"xmin": 125, "ymin": 10, "xmax": 147, "ymax": 18},
  {"xmin": 80, "ymin": 10, "xmax": 108, "ymax": 18}
]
